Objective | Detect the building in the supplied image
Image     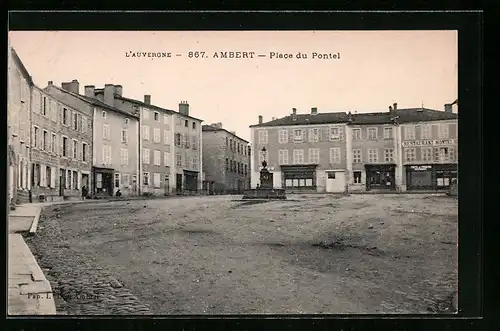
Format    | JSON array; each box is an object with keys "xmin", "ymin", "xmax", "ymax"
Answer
[
  {"xmin": 8, "ymin": 46, "xmax": 33, "ymax": 206},
  {"xmin": 202, "ymin": 123, "xmax": 250, "ymax": 194},
  {"xmin": 30, "ymin": 85, "xmax": 93, "ymax": 201},
  {"xmin": 44, "ymin": 80, "xmax": 140, "ymax": 197},
  {"xmin": 89, "ymin": 85, "xmax": 203, "ymax": 195},
  {"xmin": 249, "ymin": 107, "xmax": 349, "ymax": 193},
  {"xmin": 250, "ymin": 103, "xmax": 458, "ymax": 193},
  {"xmin": 397, "ymin": 103, "xmax": 458, "ymax": 191}
]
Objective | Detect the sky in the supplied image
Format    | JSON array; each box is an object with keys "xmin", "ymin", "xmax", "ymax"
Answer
[{"xmin": 9, "ymin": 30, "xmax": 457, "ymax": 142}]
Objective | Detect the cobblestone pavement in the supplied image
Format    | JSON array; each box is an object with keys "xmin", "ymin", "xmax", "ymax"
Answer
[{"xmin": 25, "ymin": 194, "xmax": 458, "ymax": 315}]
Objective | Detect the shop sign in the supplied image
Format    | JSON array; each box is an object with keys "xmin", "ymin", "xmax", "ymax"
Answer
[
  {"xmin": 410, "ymin": 165, "xmax": 432, "ymax": 171},
  {"xmin": 402, "ymin": 139, "xmax": 455, "ymax": 147}
]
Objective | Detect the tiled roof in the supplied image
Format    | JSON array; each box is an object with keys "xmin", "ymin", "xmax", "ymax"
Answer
[
  {"xmin": 94, "ymin": 90, "xmax": 203, "ymax": 122},
  {"xmin": 202, "ymin": 125, "xmax": 249, "ymax": 143},
  {"xmin": 46, "ymin": 85, "xmax": 139, "ymax": 118},
  {"xmin": 250, "ymin": 108, "xmax": 458, "ymax": 127}
]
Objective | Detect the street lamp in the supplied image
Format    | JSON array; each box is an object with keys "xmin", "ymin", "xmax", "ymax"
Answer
[{"xmin": 261, "ymin": 147, "xmax": 267, "ymax": 161}]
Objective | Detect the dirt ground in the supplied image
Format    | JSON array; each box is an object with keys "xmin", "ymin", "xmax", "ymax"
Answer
[{"xmin": 26, "ymin": 193, "xmax": 458, "ymax": 315}]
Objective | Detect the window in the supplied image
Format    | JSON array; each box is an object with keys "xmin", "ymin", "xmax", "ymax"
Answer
[
  {"xmin": 225, "ymin": 158, "xmax": 229, "ymax": 170},
  {"xmin": 176, "ymin": 153, "xmax": 182, "ymax": 166},
  {"xmin": 73, "ymin": 113, "xmax": 78, "ymax": 130},
  {"xmin": 142, "ymin": 148, "xmax": 150, "ymax": 164},
  {"xmin": 63, "ymin": 108, "xmax": 68, "ymax": 125},
  {"xmin": 51, "ymin": 133, "xmax": 56, "ymax": 153},
  {"xmin": 367, "ymin": 128, "xmax": 377, "ymax": 140},
  {"xmin": 72, "ymin": 170, "xmax": 78, "ymax": 189},
  {"xmin": 174, "ymin": 133, "xmax": 181, "ymax": 146},
  {"xmin": 185, "ymin": 120, "xmax": 188, "ymax": 127},
  {"xmin": 154, "ymin": 173, "xmax": 161, "ymax": 188},
  {"xmin": 352, "ymin": 149, "xmax": 362, "ymax": 163},
  {"xmin": 154, "ymin": 112, "xmax": 159, "ymax": 121},
  {"xmin": 34, "ymin": 127, "xmax": 39, "ymax": 148},
  {"xmin": 244, "ymin": 164, "xmax": 248, "ymax": 176},
  {"xmin": 330, "ymin": 127, "xmax": 340, "ymax": 140},
  {"xmin": 404, "ymin": 148, "xmax": 417, "ymax": 162},
  {"xmin": 120, "ymin": 148, "xmax": 129, "ymax": 165},
  {"xmin": 439, "ymin": 124, "xmax": 449, "ymax": 139},
  {"xmin": 421, "ymin": 124, "xmax": 432, "ymax": 139},
  {"xmin": 73, "ymin": 140, "xmax": 78, "ymax": 159},
  {"xmin": 191, "ymin": 156, "xmax": 198, "ymax": 170},
  {"xmin": 143, "ymin": 172, "xmax": 150, "ymax": 186},
  {"xmin": 154, "ymin": 150, "xmax": 161, "ymax": 166},
  {"xmin": 237, "ymin": 162, "xmax": 240, "ymax": 174},
  {"xmin": 142, "ymin": 125, "xmax": 150, "ymax": 140},
  {"xmin": 82, "ymin": 143, "xmax": 88, "ymax": 162},
  {"xmin": 293, "ymin": 149, "xmax": 304, "ymax": 164},
  {"xmin": 125, "ymin": 118, "xmax": 129, "ymax": 125},
  {"xmin": 114, "ymin": 173, "xmax": 120, "ymax": 188},
  {"xmin": 102, "ymin": 145, "xmax": 112, "ymax": 165},
  {"xmin": 258, "ymin": 130, "xmax": 268, "ymax": 144},
  {"xmin": 437, "ymin": 147, "xmax": 455, "ymax": 162},
  {"xmin": 42, "ymin": 130, "xmax": 48, "ymax": 151},
  {"xmin": 353, "ymin": 171, "xmax": 362, "ymax": 184},
  {"xmin": 449, "ymin": 147, "xmax": 456, "ymax": 161},
  {"xmin": 143, "ymin": 109, "xmax": 149, "ymax": 119},
  {"xmin": 62, "ymin": 137, "xmax": 68, "ymax": 157},
  {"xmin": 327, "ymin": 172, "xmax": 336, "ymax": 179},
  {"xmin": 404, "ymin": 126, "xmax": 415, "ymax": 140},
  {"xmin": 153, "ymin": 128, "xmax": 160, "ymax": 143},
  {"xmin": 308, "ymin": 148, "xmax": 320, "ymax": 164},
  {"xmin": 278, "ymin": 150, "xmax": 289, "ymax": 165},
  {"xmin": 163, "ymin": 114, "xmax": 169, "ymax": 125},
  {"xmin": 42, "ymin": 97, "xmax": 47, "ymax": 116},
  {"xmin": 102, "ymin": 111, "xmax": 107, "ymax": 119},
  {"xmin": 121, "ymin": 129, "xmax": 128, "ymax": 143},
  {"xmin": 164, "ymin": 130, "xmax": 169, "ymax": 144},
  {"xmin": 192, "ymin": 122, "xmax": 197, "ymax": 130},
  {"xmin": 294, "ymin": 129, "xmax": 304, "ymax": 143},
  {"xmin": 103, "ymin": 124, "xmax": 110, "ymax": 140},
  {"xmin": 225, "ymin": 137, "xmax": 228, "ymax": 148},
  {"xmin": 164, "ymin": 152, "xmax": 170, "ymax": 166},
  {"xmin": 383, "ymin": 127, "xmax": 393, "ymax": 139},
  {"xmin": 184, "ymin": 134, "xmax": 190, "ymax": 148},
  {"xmin": 308, "ymin": 128, "xmax": 320, "ymax": 142},
  {"xmin": 421, "ymin": 147, "xmax": 433, "ymax": 162},
  {"xmin": 330, "ymin": 148, "xmax": 341, "ymax": 164},
  {"xmin": 352, "ymin": 128, "xmax": 361, "ymax": 140},
  {"xmin": 278, "ymin": 130, "xmax": 289, "ymax": 143},
  {"xmin": 176, "ymin": 117, "xmax": 181, "ymax": 126},
  {"xmin": 384, "ymin": 148, "xmax": 394, "ymax": 162},
  {"xmin": 367, "ymin": 149, "xmax": 378, "ymax": 163},
  {"xmin": 82, "ymin": 116, "xmax": 87, "ymax": 133},
  {"xmin": 192, "ymin": 136, "xmax": 198, "ymax": 150},
  {"xmin": 46, "ymin": 166, "xmax": 51, "ymax": 188},
  {"xmin": 229, "ymin": 139, "xmax": 233, "ymax": 151}
]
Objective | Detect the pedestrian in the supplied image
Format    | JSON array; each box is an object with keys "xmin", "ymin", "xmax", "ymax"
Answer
[
  {"xmin": 116, "ymin": 189, "xmax": 122, "ymax": 197},
  {"xmin": 81, "ymin": 186, "xmax": 87, "ymax": 200}
]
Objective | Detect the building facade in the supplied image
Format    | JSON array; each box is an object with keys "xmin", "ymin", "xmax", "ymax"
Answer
[
  {"xmin": 44, "ymin": 80, "xmax": 140, "ymax": 197},
  {"xmin": 250, "ymin": 103, "xmax": 458, "ymax": 193},
  {"xmin": 8, "ymin": 47, "xmax": 33, "ymax": 205},
  {"xmin": 90, "ymin": 85, "xmax": 203, "ymax": 195},
  {"xmin": 250, "ymin": 108, "xmax": 348, "ymax": 193},
  {"xmin": 202, "ymin": 123, "xmax": 250, "ymax": 194},
  {"xmin": 30, "ymin": 85, "xmax": 93, "ymax": 201}
]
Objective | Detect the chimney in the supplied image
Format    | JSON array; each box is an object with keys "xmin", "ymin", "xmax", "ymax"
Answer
[
  {"xmin": 144, "ymin": 95, "xmax": 151, "ymax": 105},
  {"xmin": 389, "ymin": 105, "xmax": 393, "ymax": 112},
  {"xmin": 311, "ymin": 107, "xmax": 318, "ymax": 115},
  {"xmin": 114, "ymin": 85, "xmax": 123, "ymax": 97},
  {"xmin": 258, "ymin": 115, "xmax": 263, "ymax": 124},
  {"xmin": 216, "ymin": 122, "xmax": 223, "ymax": 128},
  {"xmin": 347, "ymin": 111, "xmax": 353, "ymax": 122},
  {"xmin": 61, "ymin": 79, "xmax": 80, "ymax": 94},
  {"xmin": 444, "ymin": 103, "xmax": 453, "ymax": 113},
  {"xmin": 48, "ymin": 81, "xmax": 53, "ymax": 86},
  {"xmin": 230, "ymin": 131, "xmax": 236, "ymax": 135},
  {"xmin": 84, "ymin": 85, "xmax": 95, "ymax": 97},
  {"xmin": 393, "ymin": 102, "xmax": 397, "ymax": 111},
  {"xmin": 104, "ymin": 84, "xmax": 115, "ymax": 106},
  {"xmin": 292, "ymin": 108, "xmax": 297, "ymax": 121},
  {"xmin": 179, "ymin": 101, "xmax": 189, "ymax": 116}
]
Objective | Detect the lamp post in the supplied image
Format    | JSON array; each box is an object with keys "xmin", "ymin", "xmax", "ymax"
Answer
[{"xmin": 261, "ymin": 147, "xmax": 267, "ymax": 169}]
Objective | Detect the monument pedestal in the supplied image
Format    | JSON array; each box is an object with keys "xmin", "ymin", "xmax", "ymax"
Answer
[{"xmin": 242, "ymin": 160, "xmax": 287, "ymax": 200}]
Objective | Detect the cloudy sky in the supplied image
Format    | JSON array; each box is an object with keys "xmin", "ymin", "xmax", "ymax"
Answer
[{"xmin": 9, "ymin": 30, "xmax": 457, "ymax": 142}]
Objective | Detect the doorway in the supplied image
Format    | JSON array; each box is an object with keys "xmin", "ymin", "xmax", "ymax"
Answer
[
  {"xmin": 59, "ymin": 169, "xmax": 65, "ymax": 196},
  {"xmin": 164, "ymin": 175, "xmax": 170, "ymax": 195},
  {"xmin": 176, "ymin": 174, "xmax": 183, "ymax": 194},
  {"xmin": 326, "ymin": 170, "xmax": 346, "ymax": 193}
]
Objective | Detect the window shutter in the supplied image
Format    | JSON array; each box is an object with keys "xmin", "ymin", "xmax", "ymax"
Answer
[
  {"xmin": 51, "ymin": 167, "xmax": 56, "ymax": 188},
  {"xmin": 339, "ymin": 127, "xmax": 345, "ymax": 141},
  {"xmin": 40, "ymin": 165, "xmax": 46, "ymax": 187},
  {"xmin": 77, "ymin": 171, "xmax": 81, "ymax": 190},
  {"xmin": 78, "ymin": 115, "xmax": 82, "ymax": 131}
]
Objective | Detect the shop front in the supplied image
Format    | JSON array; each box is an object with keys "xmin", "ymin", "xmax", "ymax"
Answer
[
  {"xmin": 184, "ymin": 170, "xmax": 199, "ymax": 192},
  {"xmin": 405, "ymin": 164, "xmax": 457, "ymax": 190},
  {"xmin": 365, "ymin": 164, "xmax": 396, "ymax": 191},
  {"xmin": 280, "ymin": 164, "xmax": 317, "ymax": 191}
]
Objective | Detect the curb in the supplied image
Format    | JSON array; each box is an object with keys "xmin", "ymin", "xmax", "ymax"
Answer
[{"xmin": 28, "ymin": 207, "xmax": 42, "ymax": 235}]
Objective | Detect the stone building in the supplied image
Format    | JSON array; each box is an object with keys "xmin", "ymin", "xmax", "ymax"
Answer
[
  {"xmin": 202, "ymin": 123, "xmax": 250, "ymax": 194},
  {"xmin": 249, "ymin": 108, "xmax": 349, "ymax": 193},
  {"xmin": 44, "ymin": 80, "xmax": 140, "ymax": 197},
  {"xmin": 90, "ymin": 85, "xmax": 203, "ymax": 195},
  {"xmin": 8, "ymin": 46, "xmax": 33, "ymax": 206},
  {"xmin": 30, "ymin": 85, "xmax": 93, "ymax": 201}
]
